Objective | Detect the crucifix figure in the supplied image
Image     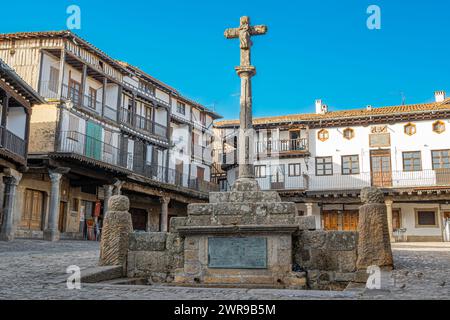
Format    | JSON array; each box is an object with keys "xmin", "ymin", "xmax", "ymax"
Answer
[{"xmin": 224, "ymin": 16, "xmax": 268, "ymax": 188}]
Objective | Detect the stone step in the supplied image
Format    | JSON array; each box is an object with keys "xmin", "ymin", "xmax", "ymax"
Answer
[
  {"xmin": 209, "ymin": 191, "xmax": 281, "ymax": 204},
  {"xmin": 80, "ymin": 266, "xmax": 123, "ymax": 283},
  {"xmin": 188, "ymin": 202, "xmax": 297, "ymax": 216}
]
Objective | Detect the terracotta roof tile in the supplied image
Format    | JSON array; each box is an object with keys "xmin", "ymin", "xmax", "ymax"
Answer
[{"xmin": 215, "ymin": 99, "xmax": 450, "ymax": 127}]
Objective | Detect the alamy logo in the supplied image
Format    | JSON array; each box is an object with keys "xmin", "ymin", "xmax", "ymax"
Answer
[
  {"xmin": 367, "ymin": 5, "xmax": 381, "ymax": 30},
  {"xmin": 366, "ymin": 265, "xmax": 381, "ymax": 289},
  {"xmin": 66, "ymin": 265, "xmax": 81, "ymax": 290},
  {"xmin": 66, "ymin": 5, "xmax": 81, "ymax": 30}
]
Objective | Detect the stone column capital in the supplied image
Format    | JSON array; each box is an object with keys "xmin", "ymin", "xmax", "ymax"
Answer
[
  {"xmin": 3, "ymin": 168, "xmax": 22, "ymax": 186},
  {"xmin": 160, "ymin": 196, "xmax": 171, "ymax": 205},
  {"xmin": 385, "ymin": 199, "xmax": 394, "ymax": 206},
  {"xmin": 48, "ymin": 168, "xmax": 70, "ymax": 183}
]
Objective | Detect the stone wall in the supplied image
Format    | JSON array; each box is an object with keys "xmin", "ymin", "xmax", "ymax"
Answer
[
  {"xmin": 293, "ymin": 230, "xmax": 358, "ymax": 290},
  {"xmin": 127, "ymin": 231, "xmax": 184, "ymax": 283}
]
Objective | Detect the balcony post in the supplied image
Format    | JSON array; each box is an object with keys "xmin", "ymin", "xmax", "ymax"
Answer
[
  {"xmin": 102, "ymin": 77, "xmax": 107, "ymax": 116},
  {"xmin": 131, "ymin": 93, "xmax": 137, "ymax": 127},
  {"xmin": 1, "ymin": 92, "xmax": 9, "ymax": 146},
  {"xmin": 57, "ymin": 49, "xmax": 66, "ymax": 100},
  {"xmin": 0, "ymin": 169, "xmax": 22, "ymax": 241},
  {"xmin": 81, "ymin": 64, "xmax": 88, "ymax": 100},
  {"xmin": 116, "ymin": 86, "xmax": 123, "ymax": 123},
  {"xmin": 159, "ymin": 196, "xmax": 170, "ymax": 232}
]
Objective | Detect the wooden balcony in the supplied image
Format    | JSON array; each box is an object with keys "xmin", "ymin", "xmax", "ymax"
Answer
[
  {"xmin": 256, "ymin": 138, "xmax": 309, "ymax": 158},
  {"xmin": 0, "ymin": 126, "xmax": 27, "ymax": 160}
]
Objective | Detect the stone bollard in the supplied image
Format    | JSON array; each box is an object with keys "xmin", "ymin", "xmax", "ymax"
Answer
[
  {"xmin": 99, "ymin": 195, "xmax": 133, "ymax": 273},
  {"xmin": 356, "ymin": 187, "xmax": 394, "ymax": 270}
]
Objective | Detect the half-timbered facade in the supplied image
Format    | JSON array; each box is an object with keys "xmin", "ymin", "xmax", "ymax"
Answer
[
  {"xmin": 0, "ymin": 31, "xmax": 220, "ymax": 241},
  {"xmin": 0, "ymin": 58, "xmax": 44, "ymax": 241},
  {"xmin": 215, "ymin": 93, "xmax": 450, "ymax": 242}
]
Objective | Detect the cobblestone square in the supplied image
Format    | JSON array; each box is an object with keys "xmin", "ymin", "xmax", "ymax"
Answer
[{"xmin": 0, "ymin": 240, "xmax": 448, "ymax": 300}]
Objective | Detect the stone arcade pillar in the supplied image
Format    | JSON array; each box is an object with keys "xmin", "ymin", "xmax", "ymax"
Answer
[
  {"xmin": 160, "ymin": 197, "xmax": 170, "ymax": 232},
  {"xmin": 385, "ymin": 199, "xmax": 395, "ymax": 242},
  {"xmin": 44, "ymin": 168, "xmax": 70, "ymax": 242},
  {"xmin": 0, "ymin": 169, "xmax": 22, "ymax": 241},
  {"xmin": 103, "ymin": 185, "xmax": 114, "ymax": 217}
]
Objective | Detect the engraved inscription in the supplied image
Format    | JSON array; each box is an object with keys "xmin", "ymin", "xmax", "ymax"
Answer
[{"xmin": 208, "ymin": 237, "xmax": 268, "ymax": 269}]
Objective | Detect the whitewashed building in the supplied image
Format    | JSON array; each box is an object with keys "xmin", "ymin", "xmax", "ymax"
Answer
[{"xmin": 215, "ymin": 93, "xmax": 450, "ymax": 242}]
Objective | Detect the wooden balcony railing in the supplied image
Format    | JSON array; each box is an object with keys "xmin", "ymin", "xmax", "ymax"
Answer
[{"xmin": 0, "ymin": 127, "xmax": 27, "ymax": 159}]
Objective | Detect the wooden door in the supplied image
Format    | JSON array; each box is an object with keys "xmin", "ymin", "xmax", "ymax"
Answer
[
  {"xmin": 85, "ymin": 121, "xmax": 102, "ymax": 160},
  {"xmin": 342, "ymin": 211, "xmax": 359, "ymax": 231},
  {"xmin": 271, "ymin": 165, "xmax": 285, "ymax": 190},
  {"xmin": 175, "ymin": 161, "xmax": 184, "ymax": 185},
  {"xmin": 197, "ymin": 167, "xmax": 205, "ymax": 181},
  {"xmin": 392, "ymin": 209, "xmax": 402, "ymax": 230},
  {"xmin": 130, "ymin": 208, "xmax": 147, "ymax": 231},
  {"xmin": 323, "ymin": 211, "xmax": 339, "ymax": 231},
  {"xmin": 58, "ymin": 202, "xmax": 67, "ymax": 233},
  {"xmin": 371, "ymin": 150, "xmax": 392, "ymax": 187},
  {"xmin": 20, "ymin": 190, "xmax": 44, "ymax": 231}
]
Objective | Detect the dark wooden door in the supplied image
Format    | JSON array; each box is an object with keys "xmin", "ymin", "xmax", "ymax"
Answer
[
  {"xmin": 175, "ymin": 161, "xmax": 184, "ymax": 185},
  {"xmin": 58, "ymin": 202, "xmax": 67, "ymax": 232},
  {"xmin": 392, "ymin": 209, "xmax": 402, "ymax": 230},
  {"xmin": 371, "ymin": 150, "xmax": 392, "ymax": 187},
  {"xmin": 130, "ymin": 208, "xmax": 147, "ymax": 231},
  {"xmin": 20, "ymin": 190, "xmax": 44, "ymax": 231},
  {"xmin": 197, "ymin": 167, "xmax": 205, "ymax": 181}
]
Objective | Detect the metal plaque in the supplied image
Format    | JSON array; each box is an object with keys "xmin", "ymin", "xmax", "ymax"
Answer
[{"xmin": 208, "ymin": 237, "xmax": 268, "ymax": 269}]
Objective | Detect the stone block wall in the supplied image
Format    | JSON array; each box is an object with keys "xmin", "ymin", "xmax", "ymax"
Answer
[
  {"xmin": 293, "ymin": 230, "xmax": 358, "ymax": 290},
  {"xmin": 127, "ymin": 231, "xmax": 184, "ymax": 283}
]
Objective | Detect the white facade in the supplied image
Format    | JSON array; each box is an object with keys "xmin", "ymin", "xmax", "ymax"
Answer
[{"xmin": 216, "ymin": 96, "xmax": 450, "ymax": 242}]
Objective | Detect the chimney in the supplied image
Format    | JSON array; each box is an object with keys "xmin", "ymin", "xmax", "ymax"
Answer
[
  {"xmin": 315, "ymin": 99, "xmax": 328, "ymax": 114},
  {"xmin": 435, "ymin": 91, "xmax": 446, "ymax": 103},
  {"xmin": 367, "ymin": 105, "xmax": 373, "ymax": 111}
]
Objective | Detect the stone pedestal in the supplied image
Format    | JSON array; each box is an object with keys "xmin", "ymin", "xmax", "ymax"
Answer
[
  {"xmin": 356, "ymin": 187, "xmax": 394, "ymax": 270},
  {"xmin": 173, "ymin": 187, "xmax": 308, "ymax": 289},
  {"xmin": 99, "ymin": 196, "xmax": 133, "ymax": 273}
]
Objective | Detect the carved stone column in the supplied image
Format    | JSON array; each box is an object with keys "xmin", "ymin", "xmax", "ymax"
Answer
[
  {"xmin": 44, "ymin": 168, "xmax": 70, "ymax": 242},
  {"xmin": 160, "ymin": 197, "xmax": 170, "ymax": 232},
  {"xmin": 0, "ymin": 169, "xmax": 22, "ymax": 241}
]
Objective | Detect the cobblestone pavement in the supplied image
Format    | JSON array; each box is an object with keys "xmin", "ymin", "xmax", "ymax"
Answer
[{"xmin": 0, "ymin": 240, "xmax": 449, "ymax": 300}]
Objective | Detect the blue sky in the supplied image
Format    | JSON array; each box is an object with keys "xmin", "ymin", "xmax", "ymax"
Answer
[{"xmin": 1, "ymin": 0, "xmax": 449, "ymax": 120}]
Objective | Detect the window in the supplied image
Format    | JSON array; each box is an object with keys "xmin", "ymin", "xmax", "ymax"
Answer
[
  {"xmin": 88, "ymin": 87, "xmax": 97, "ymax": 109},
  {"xmin": 318, "ymin": 129, "xmax": 329, "ymax": 142},
  {"xmin": 316, "ymin": 157, "xmax": 333, "ymax": 176},
  {"xmin": 403, "ymin": 151, "xmax": 422, "ymax": 172},
  {"xmin": 343, "ymin": 128, "xmax": 355, "ymax": 140},
  {"xmin": 432, "ymin": 150, "xmax": 450, "ymax": 169},
  {"xmin": 138, "ymin": 81, "xmax": 155, "ymax": 95},
  {"xmin": 176, "ymin": 102, "xmax": 186, "ymax": 115},
  {"xmin": 416, "ymin": 210, "xmax": 438, "ymax": 227},
  {"xmin": 404, "ymin": 123, "xmax": 417, "ymax": 136},
  {"xmin": 255, "ymin": 165, "xmax": 267, "ymax": 178},
  {"xmin": 342, "ymin": 155, "xmax": 360, "ymax": 175},
  {"xmin": 68, "ymin": 79, "xmax": 81, "ymax": 105},
  {"xmin": 288, "ymin": 163, "xmax": 301, "ymax": 177},
  {"xmin": 48, "ymin": 67, "xmax": 60, "ymax": 93},
  {"xmin": 433, "ymin": 121, "xmax": 446, "ymax": 134}
]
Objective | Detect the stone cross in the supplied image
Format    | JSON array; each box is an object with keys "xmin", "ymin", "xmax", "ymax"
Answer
[{"xmin": 224, "ymin": 16, "xmax": 268, "ymax": 183}]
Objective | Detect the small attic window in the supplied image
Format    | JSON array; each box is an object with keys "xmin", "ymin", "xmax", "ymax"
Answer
[
  {"xmin": 432, "ymin": 121, "xmax": 445, "ymax": 134},
  {"xmin": 318, "ymin": 129, "xmax": 329, "ymax": 142},
  {"xmin": 404, "ymin": 123, "xmax": 417, "ymax": 136}
]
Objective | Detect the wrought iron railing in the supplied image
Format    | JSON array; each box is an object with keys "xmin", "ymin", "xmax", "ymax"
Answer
[
  {"xmin": 57, "ymin": 131, "xmax": 121, "ymax": 166},
  {"xmin": 256, "ymin": 138, "xmax": 308, "ymax": 154},
  {"xmin": 119, "ymin": 107, "xmax": 167, "ymax": 138}
]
